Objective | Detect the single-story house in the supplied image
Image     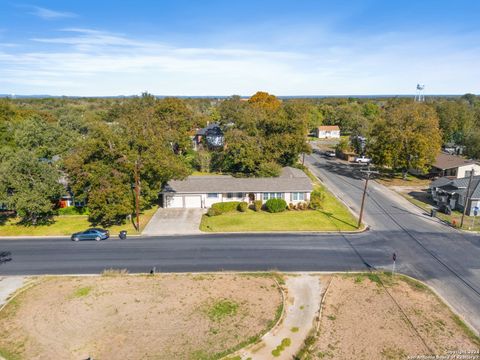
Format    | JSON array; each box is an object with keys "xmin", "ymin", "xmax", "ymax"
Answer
[
  {"xmin": 429, "ymin": 153, "xmax": 480, "ymax": 179},
  {"xmin": 315, "ymin": 125, "xmax": 340, "ymax": 139},
  {"xmin": 430, "ymin": 175, "xmax": 480, "ymax": 215},
  {"xmin": 161, "ymin": 167, "xmax": 313, "ymax": 208}
]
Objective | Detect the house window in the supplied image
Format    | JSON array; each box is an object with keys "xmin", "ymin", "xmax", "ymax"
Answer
[
  {"xmin": 226, "ymin": 193, "xmax": 234, "ymax": 199},
  {"xmin": 292, "ymin": 192, "xmax": 305, "ymax": 201},
  {"xmin": 208, "ymin": 193, "xmax": 218, "ymax": 198},
  {"xmin": 236, "ymin": 192, "xmax": 243, "ymax": 198},
  {"xmin": 263, "ymin": 192, "xmax": 284, "ymax": 200}
]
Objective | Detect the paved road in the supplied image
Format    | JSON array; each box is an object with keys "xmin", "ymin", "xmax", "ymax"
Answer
[{"xmin": 0, "ymin": 151, "xmax": 479, "ymax": 333}]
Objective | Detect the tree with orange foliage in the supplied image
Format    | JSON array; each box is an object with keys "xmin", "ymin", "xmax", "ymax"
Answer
[{"xmin": 247, "ymin": 91, "xmax": 282, "ymax": 110}]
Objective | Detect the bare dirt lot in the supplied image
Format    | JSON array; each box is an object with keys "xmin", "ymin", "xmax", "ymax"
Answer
[
  {"xmin": 310, "ymin": 273, "xmax": 480, "ymax": 360},
  {"xmin": 0, "ymin": 273, "xmax": 282, "ymax": 360}
]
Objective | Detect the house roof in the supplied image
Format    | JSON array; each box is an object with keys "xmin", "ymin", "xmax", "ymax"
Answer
[
  {"xmin": 431, "ymin": 153, "xmax": 474, "ymax": 170},
  {"xmin": 196, "ymin": 123, "xmax": 222, "ymax": 136},
  {"xmin": 431, "ymin": 175, "xmax": 480, "ymax": 199},
  {"xmin": 318, "ymin": 125, "xmax": 340, "ymax": 131},
  {"xmin": 163, "ymin": 167, "xmax": 313, "ymax": 194}
]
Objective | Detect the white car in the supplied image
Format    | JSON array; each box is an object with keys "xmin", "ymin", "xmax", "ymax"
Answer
[
  {"xmin": 324, "ymin": 151, "xmax": 336, "ymax": 158},
  {"xmin": 354, "ymin": 155, "xmax": 371, "ymax": 164}
]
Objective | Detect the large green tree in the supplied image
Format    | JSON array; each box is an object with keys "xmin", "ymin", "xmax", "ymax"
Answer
[
  {"xmin": 64, "ymin": 94, "xmax": 191, "ymax": 227},
  {"xmin": 0, "ymin": 150, "xmax": 63, "ymax": 224},
  {"xmin": 368, "ymin": 101, "xmax": 442, "ymax": 177}
]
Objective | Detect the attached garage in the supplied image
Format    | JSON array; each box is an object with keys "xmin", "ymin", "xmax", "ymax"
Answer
[
  {"xmin": 166, "ymin": 195, "xmax": 184, "ymax": 208},
  {"xmin": 164, "ymin": 195, "xmax": 202, "ymax": 208},
  {"xmin": 184, "ymin": 195, "xmax": 202, "ymax": 208}
]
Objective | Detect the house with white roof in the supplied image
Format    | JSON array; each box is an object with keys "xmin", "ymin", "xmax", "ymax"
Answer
[{"xmin": 315, "ymin": 125, "xmax": 340, "ymax": 139}]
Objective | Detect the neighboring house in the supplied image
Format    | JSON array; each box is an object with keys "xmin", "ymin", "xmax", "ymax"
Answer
[
  {"xmin": 192, "ymin": 123, "xmax": 224, "ymax": 150},
  {"xmin": 430, "ymin": 175, "xmax": 480, "ymax": 215},
  {"xmin": 443, "ymin": 142, "xmax": 465, "ymax": 156},
  {"xmin": 161, "ymin": 167, "xmax": 313, "ymax": 209},
  {"xmin": 315, "ymin": 125, "xmax": 340, "ymax": 139},
  {"xmin": 429, "ymin": 153, "xmax": 480, "ymax": 179}
]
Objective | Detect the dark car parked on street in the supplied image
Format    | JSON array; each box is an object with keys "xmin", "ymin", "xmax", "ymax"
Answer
[{"xmin": 71, "ymin": 229, "xmax": 109, "ymax": 242}]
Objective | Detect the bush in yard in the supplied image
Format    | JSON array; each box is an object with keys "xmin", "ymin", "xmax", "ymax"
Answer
[
  {"xmin": 207, "ymin": 207, "xmax": 221, "ymax": 217},
  {"xmin": 238, "ymin": 202, "xmax": 248, "ymax": 212},
  {"xmin": 211, "ymin": 201, "xmax": 240, "ymax": 214},
  {"xmin": 253, "ymin": 200, "xmax": 263, "ymax": 212},
  {"xmin": 309, "ymin": 187, "xmax": 326, "ymax": 210},
  {"xmin": 265, "ymin": 198, "xmax": 287, "ymax": 213},
  {"xmin": 288, "ymin": 202, "xmax": 295, "ymax": 210}
]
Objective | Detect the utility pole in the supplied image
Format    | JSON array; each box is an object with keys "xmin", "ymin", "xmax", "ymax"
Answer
[
  {"xmin": 134, "ymin": 160, "xmax": 141, "ymax": 232},
  {"xmin": 460, "ymin": 169, "xmax": 475, "ymax": 229},
  {"xmin": 358, "ymin": 165, "xmax": 379, "ymax": 228}
]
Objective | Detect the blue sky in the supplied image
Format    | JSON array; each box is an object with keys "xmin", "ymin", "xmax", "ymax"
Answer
[{"xmin": 0, "ymin": 0, "xmax": 479, "ymax": 96}]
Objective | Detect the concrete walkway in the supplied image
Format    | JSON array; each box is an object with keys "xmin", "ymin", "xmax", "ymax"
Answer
[
  {"xmin": 0, "ymin": 276, "xmax": 26, "ymax": 307},
  {"xmin": 238, "ymin": 274, "xmax": 322, "ymax": 360},
  {"xmin": 142, "ymin": 208, "xmax": 205, "ymax": 236}
]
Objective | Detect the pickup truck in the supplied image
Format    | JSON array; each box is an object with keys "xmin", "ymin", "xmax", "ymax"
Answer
[{"xmin": 354, "ymin": 155, "xmax": 371, "ymax": 164}]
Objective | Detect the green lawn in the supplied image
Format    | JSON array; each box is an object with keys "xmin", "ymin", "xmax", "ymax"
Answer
[
  {"xmin": 0, "ymin": 207, "xmax": 157, "ymax": 236},
  {"xmin": 397, "ymin": 191, "xmax": 480, "ymax": 231},
  {"xmin": 200, "ymin": 186, "xmax": 359, "ymax": 232}
]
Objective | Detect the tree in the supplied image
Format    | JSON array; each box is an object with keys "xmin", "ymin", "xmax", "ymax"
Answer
[
  {"xmin": 248, "ymin": 91, "xmax": 282, "ymax": 110},
  {"xmin": 0, "ymin": 150, "xmax": 63, "ymax": 224},
  {"xmin": 435, "ymin": 100, "xmax": 475, "ymax": 144},
  {"xmin": 64, "ymin": 94, "xmax": 191, "ymax": 227},
  {"xmin": 368, "ymin": 101, "xmax": 442, "ymax": 177}
]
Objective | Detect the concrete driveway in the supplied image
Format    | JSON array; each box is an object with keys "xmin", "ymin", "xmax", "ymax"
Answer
[{"xmin": 142, "ymin": 208, "xmax": 205, "ymax": 236}]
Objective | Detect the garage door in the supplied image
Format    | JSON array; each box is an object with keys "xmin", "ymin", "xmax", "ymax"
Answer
[
  {"xmin": 167, "ymin": 195, "xmax": 184, "ymax": 208},
  {"xmin": 184, "ymin": 195, "xmax": 202, "ymax": 208}
]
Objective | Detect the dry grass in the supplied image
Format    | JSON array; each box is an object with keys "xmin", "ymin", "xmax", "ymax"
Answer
[
  {"xmin": 310, "ymin": 273, "xmax": 480, "ymax": 360},
  {"xmin": 0, "ymin": 274, "xmax": 282, "ymax": 360}
]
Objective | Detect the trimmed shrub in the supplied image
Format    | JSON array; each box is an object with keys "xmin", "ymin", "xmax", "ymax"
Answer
[
  {"xmin": 211, "ymin": 201, "xmax": 241, "ymax": 214},
  {"xmin": 57, "ymin": 206, "xmax": 89, "ymax": 215},
  {"xmin": 207, "ymin": 207, "xmax": 221, "ymax": 217},
  {"xmin": 254, "ymin": 200, "xmax": 263, "ymax": 212},
  {"xmin": 265, "ymin": 198, "xmax": 287, "ymax": 213},
  {"xmin": 309, "ymin": 187, "xmax": 326, "ymax": 210},
  {"xmin": 288, "ymin": 202, "xmax": 295, "ymax": 210},
  {"xmin": 238, "ymin": 202, "xmax": 248, "ymax": 212}
]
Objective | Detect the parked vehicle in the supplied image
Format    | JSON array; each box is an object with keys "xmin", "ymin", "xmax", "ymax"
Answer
[
  {"xmin": 354, "ymin": 155, "xmax": 371, "ymax": 164},
  {"xmin": 88, "ymin": 228, "xmax": 110, "ymax": 238},
  {"xmin": 324, "ymin": 151, "xmax": 336, "ymax": 158},
  {"xmin": 71, "ymin": 229, "xmax": 109, "ymax": 242}
]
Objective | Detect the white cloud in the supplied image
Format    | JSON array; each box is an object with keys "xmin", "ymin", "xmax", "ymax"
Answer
[
  {"xmin": 1, "ymin": 28, "xmax": 479, "ymax": 96},
  {"xmin": 29, "ymin": 6, "xmax": 76, "ymax": 20}
]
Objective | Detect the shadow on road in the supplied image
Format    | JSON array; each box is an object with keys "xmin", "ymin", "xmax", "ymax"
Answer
[{"xmin": 0, "ymin": 251, "xmax": 12, "ymax": 265}]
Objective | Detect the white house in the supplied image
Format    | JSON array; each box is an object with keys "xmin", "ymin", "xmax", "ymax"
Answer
[
  {"xmin": 161, "ymin": 167, "xmax": 313, "ymax": 209},
  {"xmin": 430, "ymin": 153, "xmax": 480, "ymax": 179},
  {"xmin": 315, "ymin": 125, "xmax": 340, "ymax": 139}
]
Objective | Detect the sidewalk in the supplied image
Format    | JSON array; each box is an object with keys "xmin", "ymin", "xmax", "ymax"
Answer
[
  {"xmin": 237, "ymin": 274, "xmax": 322, "ymax": 360},
  {"xmin": 0, "ymin": 276, "xmax": 27, "ymax": 307}
]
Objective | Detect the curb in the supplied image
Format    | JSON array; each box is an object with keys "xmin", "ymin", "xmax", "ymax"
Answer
[{"xmin": 0, "ymin": 234, "xmax": 142, "ymax": 240}]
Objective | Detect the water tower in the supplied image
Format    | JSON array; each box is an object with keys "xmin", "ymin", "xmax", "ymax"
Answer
[{"xmin": 415, "ymin": 84, "xmax": 425, "ymax": 102}]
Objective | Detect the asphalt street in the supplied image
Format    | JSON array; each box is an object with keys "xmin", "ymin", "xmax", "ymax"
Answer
[{"xmin": 0, "ymin": 151, "xmax": 479, "ymax": 333}]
